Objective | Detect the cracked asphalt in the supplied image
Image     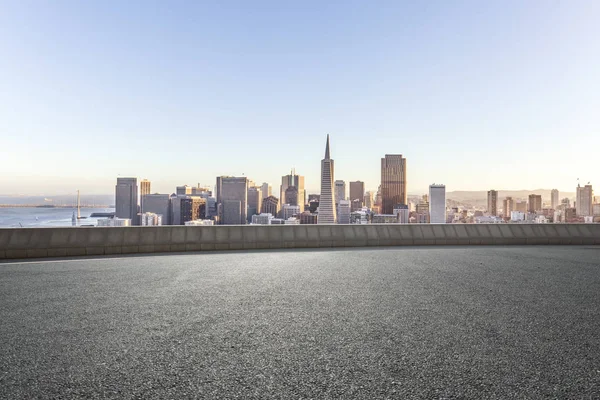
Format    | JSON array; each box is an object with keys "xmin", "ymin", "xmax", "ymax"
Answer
[{"xmin": 1, "ymin": 246, "xmax": 600, "ymax": 399}]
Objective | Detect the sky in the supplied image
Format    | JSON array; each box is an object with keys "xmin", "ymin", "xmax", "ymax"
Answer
[{"xmin": 1, "ymin": 0, "xmax": 599, "ymax": 196}]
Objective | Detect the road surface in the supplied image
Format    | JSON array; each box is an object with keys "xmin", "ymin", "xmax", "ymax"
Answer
[{"xmin": 1, "ymin": 246, "xmax": 599, "ymax": 398}]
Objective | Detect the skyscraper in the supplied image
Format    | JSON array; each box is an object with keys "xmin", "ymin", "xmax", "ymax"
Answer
[
  {"xmin": 381, "ymin": 155, "xmax": 407, "ymax": 214},
  {"xmin": 334, "ymin": 180, "xmax": 346, "ymax": 206},
  {"xmin": 280, "ymin": 169, "xmax": 305, "ymax": 211},
  {"xmin": 318, "ymin": 135, "xmax": 336, "ymax": 224},
  {"xmin": 428, "ymin": 184, "xmax": 446, "ymax": 224},
  {"xmin": 337, "ymin": 200, "xmax": 351, "ymax": 224},
  {"xmin": 349, "ymin": 181, "xmax": 365, "ymax": 211},
  {"xmin": 140, "ymin": 179, "xmax": 151, "ymax": 213},
  {"xmin": 576, "ymin": 184, "xmax": 593, "ymax": 216},
  {"xmin": 260, "ymin": 182, "xmax": 272, "ymax": 199},
  {"xmin": 364, "ymin": 191, "xmax": 374, "ymax": 209},
  {"xmin": 261, "ymin": 196, "xmax": 279, "ymax": 217},
  {"xmin": 142, "ymin": 194, "xmax": 171, "ymax": 225},
  {"xmin": 487, "ymin": 190, "xmax": 498, "ymax": 216},
  {"xmin": 220, "ymin": 177, "xmax": 249, "ymax": 224},
  {"xmin": 247, "ymin": 186, "xmax": 262, "ymax": 221},
  {"xmin": 503, "ymin": 197, "xmax": 515, "ymax": 218},
  {"xmin": 115, "ymin": 177, "xmax": 138, "ymax": 225},
  {"xmin": 551, "ymin": 189, "xmax": 559, "ymax": 210},
  {"xmin": 528, "ymin": 194, "xmax": 542, "ymax": 213}
]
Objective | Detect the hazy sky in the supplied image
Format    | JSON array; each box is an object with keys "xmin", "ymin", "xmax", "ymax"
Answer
[{"xmin": 1, "ymin": 1, "xmax": 599, "ymax": 195}]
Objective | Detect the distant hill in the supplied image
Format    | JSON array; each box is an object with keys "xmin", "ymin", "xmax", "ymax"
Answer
[
  {"xmin": 446, "ymin": 189, "xmax": 575, "ymax": 205},
  {"xmin": 0, "ymin": 194, "xmax": 114, "ymax": 206}
]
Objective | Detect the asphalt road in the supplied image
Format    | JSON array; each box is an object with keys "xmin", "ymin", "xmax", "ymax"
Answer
[{"xmin": 1, "ymin": 246, "xmax": 600, "ymax": 399}]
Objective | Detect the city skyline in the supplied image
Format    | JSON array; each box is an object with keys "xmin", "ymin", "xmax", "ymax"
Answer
[{"xmin": 1, "ymin": 2, "xmax": 599, "ymax": 195}]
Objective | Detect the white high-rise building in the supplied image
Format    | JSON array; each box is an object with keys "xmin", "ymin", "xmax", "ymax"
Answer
[
  {"xmin": 251, "ymin": 213, "xmax": 274, "ymax": 225},
  {"xmin": 337, "ymin": 200, "xmax": 351, "ymax": 224},
  {"xmin": 429, "ymin": 184, "xmax": 446, "ymax": 224},
  {"xmin": 318, "ymin": 135, "xmax": 336, "ymax": 224},
  {"xmin": 551, "ymin": 189, "xmax": 559, "ymax": 210}
]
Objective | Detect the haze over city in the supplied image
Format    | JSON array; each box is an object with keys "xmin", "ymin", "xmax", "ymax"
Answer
[{"xmin": 2, "ymin": 1, "xmax": 600, "ymax": 195}]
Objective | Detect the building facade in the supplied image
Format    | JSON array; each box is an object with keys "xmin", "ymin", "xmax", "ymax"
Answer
[
  {"xmin": 503, "ymin": 197, "xmax": 515, "ymax": 218},
  {"xmin": 349, "ymin": 181, "xmax": 365, "ymax": 211},
  {"xmin": 337, "ymin": 200, "xmax": 351, "ymax": 224},
  {"xmin": 381, "ymin": 155, "xmax": 407, "ymax": 214},
  {"xmin": 115, "ymin": 177, "xmax": 138, "ymax": 225},
  {"xmin": 487, "ymin": 190, "xmax": 498, "ymax": 216},
  {"xmin": 280, "ymin": 170, "xmax": 305, "ymax": 212},
  {"xmin": 140, "ymin": 212, "xmax": 162, "ymax": 226},
  {"xmin": 428, "ymin": 184, "xmax": 446, "ymax": 224},
  {"xmin": 551, "ymin": 189, "xmax": 559, "ymax": 210},
  {"xmin": 260, "ymin": 183, "xmax": 272, "ymax": 199},
  {"xmin": 141, "ymin": 194, "xmax": 171, "ymax": 225},
  {"xmin": 576, "ymin": 184, "xmax": 593, "ymax": 216},
  {"xmin": 528, "ymin": 194, "xmax": 542, "ymax": 213},
  {"xmin": 334, "ymin": 180, "xmax": 346, "ymax": 206},
  {"xmin": 220, "ymin": 177, "xmax": 249, "ymax": 224},
  {"xmin": 247, "ymin": 186, "xmax": 263, "ymax": 222},
  {"xmin": 261, "ymin": 196, "xmax": 279, "ymax": 218},
  {"xmin": 318, "ymin": 135, "xmax": 337, "ymax": 224}
]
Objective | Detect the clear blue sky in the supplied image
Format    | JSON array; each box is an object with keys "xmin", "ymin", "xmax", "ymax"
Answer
[{"xmin": 1, "ymin": 0, "xmax": 599, "ymax": 195}]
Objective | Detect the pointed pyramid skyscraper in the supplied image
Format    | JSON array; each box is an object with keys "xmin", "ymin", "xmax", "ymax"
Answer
[{"xmin": 318, "ymin": 134, "xmax": 336, "ymax": 224}]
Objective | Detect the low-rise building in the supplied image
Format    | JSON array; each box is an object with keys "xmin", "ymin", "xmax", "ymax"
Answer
[
  {"xmin": 184, "ymin": 219, "xmax": 214, "ymax": 226},
  {"xmin": 98, "ymin": 218, "xmax": 131, "ymax": 227},
  {"xmin": 140, "ymin": 212, "xmax": 163, "ymax": 226}
]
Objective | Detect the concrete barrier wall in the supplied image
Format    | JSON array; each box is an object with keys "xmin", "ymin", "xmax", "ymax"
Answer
[{"xmin": 1, "ymin": 224, "xmax": 599, "ymax": 259}]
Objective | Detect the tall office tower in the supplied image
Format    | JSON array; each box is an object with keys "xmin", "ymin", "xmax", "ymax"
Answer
[
  {"xmin": 116, "ymin": 177, "xmax": 138, "ymax": 225},
  {"xmin": 503, "ymin": 197, "xmax": 515, "ymax": 218},
  {"xmin": 260, "ymin": 182, "xmax": 272, "ymax": 199},
  {"xmin": 416, "ymin": 197, "xmax": 430, "ymax": 223},
  {"xmin": 349, "ymin": 181, "xmax": 364, "ymax": 211},
  {"xmin": 280, "ymin": 169, "xmax": 305, "ymax": 212},
  {"xmin": 561, "ymin": 197, "xmax": 571, "ymax": 208},
  {"xmin": 576, "ymin": 184, "xmax": 593, "ymax": 216},
  {"xmin": 176, "ymin": 185, "xmax": 192, "ymax": 195},
  {"xmin": 334, "ymin": 180, "xmax": 346, "ymax": 206},
  {"xmin": 247, "ymin": 186, "xmax": 262, "ymax": 221},
  {"xmin": 285, "ymin": 186, "xmax": 299, "ymax": 206},
  {"xmin": 364, "ymin": 191, "xmax": 374, "ymax": 209},
  {"xmin": 220, "ymin": 177, "xmax": 249, "ymax": 224},
  {"xmin": 381, "ymin": 155, "xmax": 407, "ymax": 214},
  {"xmin": 171, "ymin": 196, "xmax": 206, "ymax": 225},
  {"xmin": 180, "ymin": 196, "xmax": 206, "ymax": 225},
  {"xmin": 428, "ymin": 184, "xmax": 446, "ymax": 224},
  {"xmin": 261, "ymin": 196, "xmax": 279, "ymax": 217},
  {"xmin": 337, "ymin": 200, "xmax": 351, "ymax": 224},
  {"xmin": 318, "ymin": 135, "xmax": 336, "ymax": 224},
  {"xmin": 551, "ymin": 189, "xmax": 559, "ymax": 209},
  {"xmin": 487, "ymin": 190, "xmax": 498, "ymax": 216},
  {"xmin": 140, "ymin": 179, "xmax": 151, "ymax": 213},
  {"xmin": 515, "ymin": 201, "xmax": 528, "ymax": 213},
  {"xmin": 215, "ymin": 177, "xmax": 224, "ymax": 204},
  {"xmin": 142, "ymin": 194, "xmax": 171, "ymax": 225},
  {"xmin": 528, "ymin": 194, "xmax": 542, "ymax": 213}
]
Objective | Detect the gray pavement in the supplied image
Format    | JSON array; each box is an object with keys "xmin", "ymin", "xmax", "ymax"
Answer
[{"xmin": 1, "ymin": 246, "xmax": 600, "ymax": 399}]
